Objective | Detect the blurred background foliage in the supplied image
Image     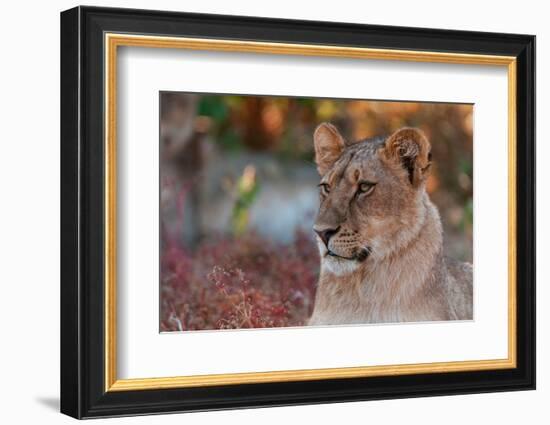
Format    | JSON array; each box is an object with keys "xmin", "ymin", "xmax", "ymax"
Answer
[{"xmin": 159, "ymin": 93, "xmax": 473, "ymax": 331}]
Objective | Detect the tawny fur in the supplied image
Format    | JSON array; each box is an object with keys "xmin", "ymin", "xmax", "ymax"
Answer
[{"xmin": 308, "ymin": 124, "xmax": 473, "ymax": 325}]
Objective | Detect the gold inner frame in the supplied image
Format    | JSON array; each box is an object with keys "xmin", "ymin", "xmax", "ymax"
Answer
[{"xmin": 104, "ymin": 33, "xmax": 517, "ymax": 392}]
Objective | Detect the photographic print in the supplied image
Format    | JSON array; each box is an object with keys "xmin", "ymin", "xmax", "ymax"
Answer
[{"xmin": 159, "ymin": 93, "xmax": 474, "ymax": 332}]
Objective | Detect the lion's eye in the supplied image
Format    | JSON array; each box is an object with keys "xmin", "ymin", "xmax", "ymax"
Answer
[
  {"xmin": 358, "ymin": 182, "xmax": 375, "ymax": 195},
  {"xmin": 319, "ymin": 183, "xmax": 330, "ymax": 195}
]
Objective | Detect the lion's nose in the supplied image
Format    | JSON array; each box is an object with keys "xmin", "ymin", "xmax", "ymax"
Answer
[{"xmin": 314, "ymin": 226, "xmax": 340, "ymax": 247}]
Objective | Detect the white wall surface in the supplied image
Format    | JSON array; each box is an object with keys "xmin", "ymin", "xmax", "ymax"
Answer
[{"xmin": 0, "ymin": 0, "xmax": 545, "ymax": 424}]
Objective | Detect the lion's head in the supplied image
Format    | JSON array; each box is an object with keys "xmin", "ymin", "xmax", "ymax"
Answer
[{"xmin": 312, "ymin": 123, "xmax": 433, "ymax": 275}]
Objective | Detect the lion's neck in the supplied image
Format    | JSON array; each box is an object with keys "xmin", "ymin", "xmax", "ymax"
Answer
[{"xmin": 310, "ymin": 195, "xmax": 448, "ymax": 325}]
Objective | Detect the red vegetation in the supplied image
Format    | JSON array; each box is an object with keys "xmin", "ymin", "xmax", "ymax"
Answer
[{"xmin": 160, "ymin": 231, "xmax": 319, "ymax": 332}]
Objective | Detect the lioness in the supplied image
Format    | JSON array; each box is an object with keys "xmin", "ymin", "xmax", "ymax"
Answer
[{"xmin": 308, "ymin": 123, "xmax": 473, "ymax": 325}]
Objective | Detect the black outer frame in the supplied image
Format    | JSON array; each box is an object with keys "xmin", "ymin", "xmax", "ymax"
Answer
[{"xmin": 60, "ymin": 5, "xmax": 535, "ymax": 419}]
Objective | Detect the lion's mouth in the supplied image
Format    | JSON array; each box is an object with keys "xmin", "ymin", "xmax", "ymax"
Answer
[{"xmin": 326, "ymin": 247, "xmax": 371, "ymax": 262}]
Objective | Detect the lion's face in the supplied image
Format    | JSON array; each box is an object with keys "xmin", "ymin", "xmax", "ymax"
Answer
[{"xmin": 312, "ymin": 124, "xmax": 432, "ymax": 275}]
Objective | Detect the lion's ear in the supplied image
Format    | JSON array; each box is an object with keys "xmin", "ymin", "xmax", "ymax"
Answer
[
  {"xmin": 313, "ymin": 123, "xmax": 345, "ymax": 175},
  {"xmin": 383, "ymin": 127, "xmax": 432, "ymax": 186}
]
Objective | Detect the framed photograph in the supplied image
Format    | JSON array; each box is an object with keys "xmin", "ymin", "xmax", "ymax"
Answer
[{"xmin": 60, "ymin": 6, "xmax": 535, "ymax": 419}]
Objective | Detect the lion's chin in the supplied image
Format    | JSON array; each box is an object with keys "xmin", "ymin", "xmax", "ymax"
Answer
[{"xmin": 322, "ymin": 255, "xmax": 361, "ymax": 276}]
